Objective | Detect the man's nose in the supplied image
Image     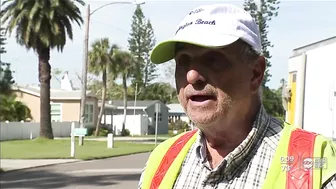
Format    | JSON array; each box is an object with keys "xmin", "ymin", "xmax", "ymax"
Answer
[{"xmin": 186, "ymin": 69, "xmax": 206, "ymax": 84}]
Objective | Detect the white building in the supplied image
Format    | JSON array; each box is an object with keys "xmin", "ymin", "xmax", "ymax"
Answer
[
  {"xmin": 284, "ymin": 36, "xmax": 336, "ymax": 139},
  {"xmin": 99, "ymin": 100, "xmax": 169, "ymax": 136},
  {"xmin": 167, "ymin": 103, "xmax": 194, "ymax": 129}
]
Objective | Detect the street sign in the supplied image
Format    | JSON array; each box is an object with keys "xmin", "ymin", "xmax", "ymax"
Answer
[{"xmin": 73, "ymin": 128, "xmax": 87, "ymax": 136}]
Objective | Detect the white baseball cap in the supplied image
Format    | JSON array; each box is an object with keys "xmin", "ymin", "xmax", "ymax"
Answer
[{"xmin": 150, "ymin": 3, "xmax": 262, "ymax": 64}]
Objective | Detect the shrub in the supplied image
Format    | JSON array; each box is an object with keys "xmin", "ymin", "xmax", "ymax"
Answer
[
  {"xmin": 121, "ymin": 128, "xmax": 130, "ymax": 136},
  {"xmin": 87, "ymin": 127, "xmax": 94, "ymax": 136}
]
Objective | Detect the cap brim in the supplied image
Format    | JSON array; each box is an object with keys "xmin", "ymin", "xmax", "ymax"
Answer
[{"xmin": 150, "ymin": 35, "xmax": 240, "ymax": 64}]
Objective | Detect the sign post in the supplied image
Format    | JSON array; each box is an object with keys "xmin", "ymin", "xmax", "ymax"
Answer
[
  {"xmin": 70, "ymin": 122, "xmax": 76, "ymax": 157},
  {"xmin": 70, "ymin": 122, "xmax": 87, "ymax": 158},
  {"xmin": 155, "ymin": 103, "xmax": 160, "ymax": 146}
]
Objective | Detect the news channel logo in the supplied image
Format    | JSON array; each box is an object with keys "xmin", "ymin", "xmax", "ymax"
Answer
[{"xmin": 301, "ymin": 157, "xmax": 327, "ymax": 170}]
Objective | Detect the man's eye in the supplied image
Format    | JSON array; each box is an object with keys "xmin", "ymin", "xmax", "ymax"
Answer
[
  {"xmin": 176, "ymin": 54, "xmax": 191, "ymax": 66},
  {"xmin": 202, "ymin": 52, "xmax": 231, "ymax": 70}
]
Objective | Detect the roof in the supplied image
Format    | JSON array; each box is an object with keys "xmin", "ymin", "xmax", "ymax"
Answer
[
  {"xmin": 12, "ymin": 85, "xmax": 97, "ymax": 100},
  {"xmin": 167, "ymin": 103, "xmax": 186, "ymax": 113},
  {"xmin": 291, "ymin": 36, "xmax": 336, "ymax": 57},
  {"xmin": 98, "ymin": 102, "xmax": 117, "ymax": 109},
  {"xmin": 103, "ymin": 100, "xmax": 164, "ymax": 108}
]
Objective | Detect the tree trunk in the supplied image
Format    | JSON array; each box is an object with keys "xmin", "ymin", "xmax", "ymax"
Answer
[
  {"xmin": 95, "ymin": 67, "xmax": 106, "ymax": 136},
  {"xmin": 38, "ymin": 47, "xmax": 54, "ymax": 139},
  {"xmin": 121, "ymin": 74, "xmax": 127, "ymax": 136}
]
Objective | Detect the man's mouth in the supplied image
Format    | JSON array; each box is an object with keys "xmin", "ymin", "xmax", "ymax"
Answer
[{"xmin": 189, "ymin": 95, "xmax": 216, "ymax": 102}]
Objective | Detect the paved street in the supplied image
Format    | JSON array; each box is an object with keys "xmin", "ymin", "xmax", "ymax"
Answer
[{"xmin": 0, "ymin": 153, "xmax": 150, "ymax": 189}]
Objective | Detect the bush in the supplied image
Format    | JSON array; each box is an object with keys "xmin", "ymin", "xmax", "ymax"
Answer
[
  {"xmin": 87, "ymin": 127, "xmax": 109, "ymax": 137},
  {"xmin": 87, "ymin": 127, "xmax": 94, "ymax": 136},
  {"xmin": 98, "ymin": 128, "xmax": 109, "ymax": 137},
  {"xmin": 121, "ymin": 128, "xmax": 130, "ymax": 136}
]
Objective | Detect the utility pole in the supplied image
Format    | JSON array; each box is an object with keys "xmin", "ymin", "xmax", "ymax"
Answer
[
  {"xmin": 133, "ymin": 83, "xmax": 138, "ymax": 116},
  {"xmin": 79, "ymin": 4, "xmax": 90, "ymax": 146}
]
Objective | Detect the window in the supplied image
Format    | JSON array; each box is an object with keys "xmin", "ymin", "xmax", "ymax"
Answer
[
  {"xmin": 154, "ymin": 112, "xmax": 162, "ymax": 122},
  {"xmin": 85, "ymin": 104, "xmax": 94, "ymax": 124},
  {"xmin": 51, "ymin": 103, "xmax": 61, "ymax": 122}
]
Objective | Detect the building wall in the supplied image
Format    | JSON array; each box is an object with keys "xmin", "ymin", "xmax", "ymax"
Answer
[
  {"xmin": 110, "ymin": 103, "xmax": 169, "ymax": 135},
  {"xmin": 113, "ymin": 109, "xmax": 145, "ymax": 116},
  {"xmin": 14, "ymin": 91, "xmax": 40, "ymax": 122},
  {"xmin": 146, "ymin": 102, "xmax": 169, "ymax": 135},
  {"xmin": 302, "ymin": 42, "xmax": 336, "ymax": 138},
  {"xmin": 288, "ymin": 42, "xmax": 336, "ymax": 138},
  {"xmin": 13, "ymin": 90, "xmax": 98, "ymax": 127},
  {"xmin": 51, "ymin": 99, "xmax": 79, "ymax": 122}
]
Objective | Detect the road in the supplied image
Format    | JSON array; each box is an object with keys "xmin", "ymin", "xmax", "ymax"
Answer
[{"xmin": 0, "ymin": 153, "xmax": 150, "ymax": 189}]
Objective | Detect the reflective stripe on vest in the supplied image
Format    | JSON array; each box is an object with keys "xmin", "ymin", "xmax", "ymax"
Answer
[
  {"xmin": 141, "ymin": 129, "xmax": 199, "ymax": 189},
  {"xmin": 141, "ymin": 124, "xmax": 336, "ymax": 189}
]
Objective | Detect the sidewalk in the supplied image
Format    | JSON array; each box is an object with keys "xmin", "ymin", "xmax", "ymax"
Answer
[{"xmin": 0, "ymin": 159, "xmax": 81, "ymax": 172}]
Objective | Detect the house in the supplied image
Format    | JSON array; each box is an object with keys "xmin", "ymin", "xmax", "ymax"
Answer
[
  {"xmin": 99, "ymin": 100, "xmax": 169, "ymax": 135},
  {"xmin": 12, "ymin": 72, "xmax": 99, "ymax": 127},
  {"xmin": 167, "ymin": 103, "xmax": 194, "ymax": 129},
  {"xmin": 284, "ymin": 36, "xmax": 336, "ymax": 139}
]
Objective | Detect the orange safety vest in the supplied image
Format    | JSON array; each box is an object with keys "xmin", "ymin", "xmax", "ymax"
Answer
[{"xmin": 141, "ymin": 123, "xmax": 336, "ymax": 189}]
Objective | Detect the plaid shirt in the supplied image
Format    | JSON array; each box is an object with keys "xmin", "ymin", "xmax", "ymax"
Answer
[{"xmin": 138, "ymin": 106, "xmax": 336, "ymax": 189}]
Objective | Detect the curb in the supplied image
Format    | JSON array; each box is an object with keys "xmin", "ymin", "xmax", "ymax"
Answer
[{"xmin": 0, "ymin": 160, "xmax": 82, "ymax": 174}]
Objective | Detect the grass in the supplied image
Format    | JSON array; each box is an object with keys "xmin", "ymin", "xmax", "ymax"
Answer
[{"xmin": 0, "ymin": 137, "xmax": 155, "ymax": 160}]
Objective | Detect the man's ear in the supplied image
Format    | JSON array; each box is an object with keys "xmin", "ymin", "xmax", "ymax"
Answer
[{"xmin": 251, "ymin": 56, "xmax": 266, "ymax": 92}]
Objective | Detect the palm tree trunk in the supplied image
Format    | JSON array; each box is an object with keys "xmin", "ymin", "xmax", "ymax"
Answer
[
  {"xmin": 122, "ymin": 74, "xmax": 127, "ymax": 136},
  {"xmin": 95, "ymin": 67, "xmax": 107, "ymax": 136},
  {"xmin": 38, "ymin": 47, "xmax": 54, "ymax": 139}
]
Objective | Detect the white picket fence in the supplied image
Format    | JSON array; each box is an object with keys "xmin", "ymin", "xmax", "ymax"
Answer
[{"xmin": 0, "ymin": 121, "xmax": 79, "ymax": 141}]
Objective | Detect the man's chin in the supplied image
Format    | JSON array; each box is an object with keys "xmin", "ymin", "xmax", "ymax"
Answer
[{"xmin": 189, "ymin": 114, "xmax": 218, "ymax": 126}]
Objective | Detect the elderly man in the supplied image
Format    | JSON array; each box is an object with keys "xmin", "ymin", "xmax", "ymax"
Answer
[{"xmin": 138, "ymin": 3, "xmax": 336, "ymax": 189}]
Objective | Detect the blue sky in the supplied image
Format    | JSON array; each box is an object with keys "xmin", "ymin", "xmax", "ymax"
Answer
[{"xmin": 3, "ymin": 0, "xmax": 336, "ymax": 90}]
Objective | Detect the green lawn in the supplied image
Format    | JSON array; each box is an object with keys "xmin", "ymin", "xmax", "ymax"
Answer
[{"xmin": 0, "ymin": 138, "xmax": 155, "ymax": 160}]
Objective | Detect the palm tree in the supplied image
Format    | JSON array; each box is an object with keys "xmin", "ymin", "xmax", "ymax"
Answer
[
  {"xmin": 1, "ymin": 0, "xmax": 84, "ymax": 139},
  {"xmin": 88, "ymin": 38, "xmax": 118, "ymax": 136},
  {"xmin": 141, "ymin": 82, "xmax": 178, "ymax": 103},
  {"xmin": 0, "ymin": 94, "xmax": 32, "ymax": 122},
  {"xmin": 112, "ymin": 49, "xmax": 136, "ymax": 136}
]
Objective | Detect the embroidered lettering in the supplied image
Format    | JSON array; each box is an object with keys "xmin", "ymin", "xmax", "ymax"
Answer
[
  {"xmin": 195, "ymin": 19, "xmax": 216, "ymax": 25},
  {"xmin": 189, "ymin": 8, "xmax": 205, "ymax": 15},
  {"xmin": 175, "ymin": 22, "xmax": 193, "ymax": 34}
]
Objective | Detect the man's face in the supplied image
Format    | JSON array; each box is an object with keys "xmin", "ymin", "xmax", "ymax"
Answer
[{"xmin": 174, "ymin": 41, "xmax": 265, "ymax": 128}]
